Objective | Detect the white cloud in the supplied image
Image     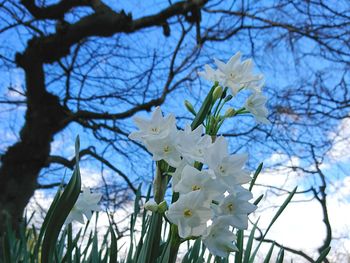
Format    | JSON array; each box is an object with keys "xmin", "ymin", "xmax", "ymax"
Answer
[
  {"xmin": 80, "ymin": 166, "xmax": 103, "ymax": 188},
  {"xmin": 327, "ymin": 117, "xmax": 350, "ymax": 162},
  {"xmin": 249, "ymin": 153, "xmax": 350, "ymax": 262}
]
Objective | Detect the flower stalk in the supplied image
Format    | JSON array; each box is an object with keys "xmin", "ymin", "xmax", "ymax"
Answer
[
  {"xmin": 169, "ymin": 225, "xmax": 181, "ymax": 263},
  {"xmin": 128, "ymin": 52, "xmax": 270, "ymax": 261}
]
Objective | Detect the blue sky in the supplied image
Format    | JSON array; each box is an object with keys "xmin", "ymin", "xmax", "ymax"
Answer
[{"xmin": 1, "ymin": 0, "xmax": 350, "ymax": 260}]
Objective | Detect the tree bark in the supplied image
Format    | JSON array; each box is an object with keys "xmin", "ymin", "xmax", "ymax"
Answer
[
  {"xmin": 0, "ymin": 0, "xmax": 207, "ymax": 235},
  {"xmin": 0, "ymin": 49, "xmax": 68, "ymax": 232}
]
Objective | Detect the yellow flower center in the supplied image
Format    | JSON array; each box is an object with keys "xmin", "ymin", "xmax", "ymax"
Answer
[
  {"xmin": 183, "ymin": 209, "xmax": 192, "ymax": 217},
  {"xmin": 219, "ymin": 165, "xmax": 225, "ymax": 173},
  {"xmin": 151, "ymin": 127, "xmax": 159, "ymax": 133},
  {"xmin": 163, "ymin": 145, "xmax": 170, "ymax": 153},
  {"xmin": 192, "ymin": 185, "xmax": 201, "ymax": 191},
  {"xmin": 227, "ymin": 203, "xmax": 234, "ymax": 212}
]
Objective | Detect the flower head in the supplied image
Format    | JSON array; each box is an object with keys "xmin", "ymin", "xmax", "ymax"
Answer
[
  {"xmin": 202, "ymin": 218, "xmax": 238, "ymax": 257},
  {"xmin": 166, "ymin": 191, "xmax": 211, "ymax": 238},
  {"xmin": 65, "ymin": 188, "xmax": 102, "ymax": 224},
  {"xmin": 146, "ymin": 135, "xmax": 182, "ymax": 167},
  {"xmin": 176, "ymin": 125, "xmax": 211, "ymax": 163},
  {"xmin": 129, "ymin": 106, "xmax": 181, "ymax": 166},
  {"xmin": 245, "ymin": 92, "xmax": 270, "ymax": 124},
  {"xmin": 129, "ymin": 106, "xmax": 176, "ymax": 142},
  {"xmin": 204, "ymin": 137, "xmax": 251, "ymax": 187},
  {"xmin": 212, "ymin": 186, "xmax": 256, "ymax": 229},
  {"xmin": 170, "ymin": 159, "xmax": 190, "ymax": 191},
  {"xmin": 214, "ymin": 52, "xmax": 264, "ymax": 95},
  {"xmin": 198, "ymin": 64, "xmax": 224, "ymax": 83},
  {"xmin": 174, "ymin": 165, "xmax": 225, "ymax": 199}
]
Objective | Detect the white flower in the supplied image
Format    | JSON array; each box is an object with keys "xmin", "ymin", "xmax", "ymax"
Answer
[
  {"xmin": 198, "ymin": 64, "xmax": 224, "ymax": 83},
  {"xmin": 129, "ymin": 106, "xmax": 182, "ymax": 166},
  {"xmin": 202, "ymin": 218, "xmax": 238, "ymax": 257},
  {"xmin": 212, "ymin": 186, "xmax": 256, "ymax": 229},
  {"xmin": 204, "ymin": 137, "xmax": 251, "ymax": 187},
  {"xmin": 214, "ymin": 52, "xmax": 264, "ymax": 95},
  {"xmin": 166, "ymin": 191, "xmax": 212, "ymax": 238},
  {"xmin": 146, "ymin": 135, "xmax": 182, "ymax": 167},
  {"xmin": 144, "ymin": 199, "xmax": 158, "ymax": 212},
  {"xmin": 170, "ymin": 159, "xmax": 191, "ymax": 191},
  {"xmin": 244, "ymin": 92, "xmax": 270, "ymax": 124},
  {"xmin": 129, "ymin": 106, "xmax": 176, "ymax": 142},
  {"xmin": 65, "ymin": 188, "xmax": 102, "ymax": 224},
  {"xmin": 176, "ymin": 125, "xmax": 212, "ymax": 163},
  {"xmin": 174, "ymin": 165, "xmax": 225, "ymax": 199}
]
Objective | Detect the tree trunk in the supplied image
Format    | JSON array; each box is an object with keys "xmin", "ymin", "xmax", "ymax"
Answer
[{"xmin": 0, "ymin": 50, "xmax": 68, "ymax": 234}]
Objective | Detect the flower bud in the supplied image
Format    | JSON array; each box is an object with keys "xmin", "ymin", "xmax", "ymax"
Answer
[
  {"xmin": 221, "ymin": 88, "xmax": 227, "ymax": 99},
  {"xmin": 158, "ymin": 200, "xmax": 168, "ymax": 213},
  {"xmin": 224, "ymin": 94, "xmax": 233, "ymax": 102},
  {"xmin": 184, "ymin": 100, "xmax": 196, "ymax": 116},
  {"xmin": 144, "ymin": 199, "xmax": 158, "ymax": 212},
  {"xmin": 212, "ymin": 86, "xmax": 223, "ymax": 101},
  {"xmin": 224, "ymin": 108, "xmax": 235, "ymax": 118}
]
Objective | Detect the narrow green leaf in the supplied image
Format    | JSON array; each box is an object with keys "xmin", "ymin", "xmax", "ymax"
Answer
[
  {"xmin": 134, "ymin": 184, "xmax": 142, "ymax": 215},
  {"xmin": 82, "ymin": 231, "xmax": 94, "ymax": 261},
  {"xmin": 249, "ymin": 187, "xmax": 297, "ymax": 263},
  {"xmin": 189, "ymin": 239, "xmax": 202, "ymax": 261},
  {"xmin": 243, "ymin": 220, "xmax": 259, "ymax": 263},
  {"xmin": 275, "ymin": 248, "xmax": 284, "ymax": 263},
  {"xmin": 41, "ymin": 136, "xmax": 82, "ymax": 263},
  {"xmin": 235, "ymin": 230, "xmax": 244, "ymax": 263},
  {"xmin": 34, "ymin": 184, "xmax": 63, "ymax": 259},
  {"xmin": 158, "ymin": 239, "xmax": 171, "ymax": 263},
  {"xmin": 67, "ymin": 224, "xmax": 73, "ymax": 263},
  {"xmin": 253, "ymin": 194, "xmax": 264, "ymax": 206},
  {"xmin": 2, "ymin": 233, "xmax": 12, "ymax": 263},
  {"xmin": 90, "ymin": 233, "xmax": 99, "ymax": 263},
  {"xmin": 315, "ymin": 247, "xmax": 331, "ymax": 263},
  {"xmin": 136, "ymin": 213, "xmax": 162, "ymax": 263},
  {"xmin": 263, "ymin": 243, "xmax": 275, "ymax": 263},
  {"xmin": 109, "ymin": 226, "xmax": 118, "ymax": 263},
  {"xmin": 263, "ymin": 187, "xmax": 297, "ymax": 239},
  {"xmin": 249, "ymin": 163, "xmax": 263, "ymax": 191}
]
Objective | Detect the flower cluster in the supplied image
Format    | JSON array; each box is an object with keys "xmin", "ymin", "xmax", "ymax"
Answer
[
  {"xmin": 199, "ymin": 51, "xmax": 270, "ymax": 124},
  {"xmin": 129, "ymin": 108, "xmax": 256, "ymax": 257},
  {"xmin": 129, "ymin": 52, "xmax": 268, "ymax": 257}
]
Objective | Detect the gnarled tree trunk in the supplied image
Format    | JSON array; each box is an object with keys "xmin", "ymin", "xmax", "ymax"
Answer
[{"xmin": 0, "ymin": 53, "xmax": 68, "ymax": 232}]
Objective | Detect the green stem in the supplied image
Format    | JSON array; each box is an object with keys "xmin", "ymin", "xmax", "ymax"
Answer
[
  {"xmin": 168, "ymin": 225, "xmax": 181, "ymax": 263},
  {"xmin": 154, "ymin": 161, "xmax": 168, "ymax": 204},
  {"xmin": 213, "ymin": 87, "xmax": 228, "ymax": 117},
  {"xmin": 148, "ymin": 161, "xmax": 168, "ymax": 262},
  {"xmin": 234, "ymin": 107, "xmax": 248, "ymax": 115},
  {"xmin": 148, "ymin": 213, "xmax": 163, "ymax": 262}
]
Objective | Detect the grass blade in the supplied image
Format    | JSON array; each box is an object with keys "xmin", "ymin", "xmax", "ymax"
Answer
[
  {"xmin": 41, "ymin": 136, "xmax": 82, "ymax": 263},
  {"xmin": 315, "ymin": 247, "xmax": 331, "ymax": 263},
  {"xmin": 249, "ymin": 163, "xmax": 263, "ymax": 191},
  {"xmin": 263, "ymin": 243, "xmax": 275, "ymax": 263},
  {"xmin": 243, "ymin": 220, "xmax": 259, "ymax": 263},
  {"xmin": 275, "ymin": 248, "xmax": 284, "ymax": 263},
  {"xmin": 234, "ymin": 230, "xmax": 244, "ymax": 263},
  {"xmin": 249, "ymin": 187, "xmax": 297, "ymax": 263}
]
